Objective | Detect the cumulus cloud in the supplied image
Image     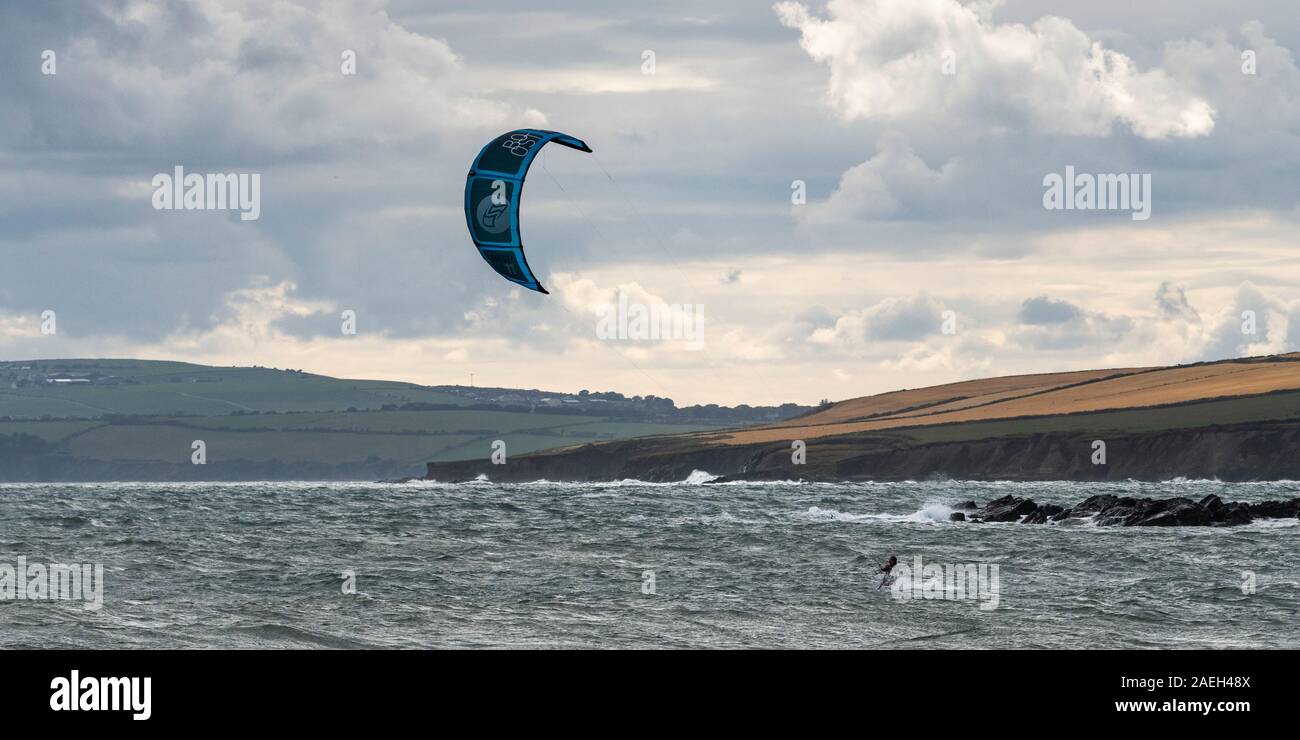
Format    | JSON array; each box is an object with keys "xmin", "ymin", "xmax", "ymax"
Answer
[
  {"xmin": 1162, "ymin": 22, "xmax": 1300, "ymax": 154},
  {"xmin": 168, "ymin": 277, "xmax": 336, "ymax": 350},
  {"xmin": 782, "ymin": 280, "xmax": 1300, "ymax": 383},
  {"xmin": 808, "ymin": 293, "xmax": 948, "ymax": 344},
  {"xmin": 550, "ymin": 273, "xmax": 707, "ymax": 350},
  {"xmin": 0, "ymin": 314, "xmax": 43, "ymax": 345},
  {"xmin": 1012, "ymin": 296, "xmax": 1132, "ymax": 350},
  {"xmin": 3, "ymin": 1, "xmax": 1300, "ymax": 407},
  {"xmin": 1018, "ymin": 296, "xmax": 1080, "ymax": 325},
  {"xmin": 1, "ymin": 0, "xmax": 521, "ymax": 158},
  {"xmin": 796, "ymin": 132, "xmax": 958, "ymax": 224},
  {"xmin": 1155, "ymin": 282, "xmax": 1200, "ymax": 323},
  {"xmin": 1196, "ymin": 281, "xmax": 1290, "ymax": 361},
  {"xmin": 1082, "ymin": 282, "xmax": 1300, "ymax": 367},
  {"xmin": 774, "ymin": 0, "xmax": 1215, "ymax": 139},
  {"xmin": 878, "ymin": 329, "xmax": 999, "ymax": 378}
]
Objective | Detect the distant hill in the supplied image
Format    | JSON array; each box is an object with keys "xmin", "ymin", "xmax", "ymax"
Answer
[
  {"xmin": 0, "ymin": 359, "xmax": 813, "ymax": 481},
  {"xmin": 700, "ymin": 352, "xmax": 1300, "ymax": 445},
  {"xmin": 424, "ymin": 354, "xmax": 1300, "ymax": 482}
]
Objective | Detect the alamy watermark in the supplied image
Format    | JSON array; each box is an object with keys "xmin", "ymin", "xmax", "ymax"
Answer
[
  {"xmin": 0, "ymin": 557, "xmax": 104, "ymax": 611},
  {"xmin": 50, "ymin": 670, "xmax": 150, "ymax": 720},
  {"xmin": 1043, "ymin": 166, "xmax": 1151, "ymax": 221},
  {"xmin": 595, "ymin": 290, "xmax": 704, "ymax": 342},
  {"xmin": 887, "ymin": 556, "xmax": 1000, "ymax": 610},
  {"xmin": 152, "ymin": 166, "xmax": 261, "ymax": 221}
]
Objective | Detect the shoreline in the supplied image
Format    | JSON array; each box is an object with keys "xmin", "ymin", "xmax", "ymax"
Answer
[{"xmin": 423, "ymin": 421, "xmax": 1300, "ymax": 485}]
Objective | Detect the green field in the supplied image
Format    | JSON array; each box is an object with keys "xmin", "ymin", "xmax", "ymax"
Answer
[
  {"xmin": 0, "ymin": 359, "xmax": 470, "ymax": 417},
  {"xmin": 0, "ymin": 414, "xmax": 715, "ymax": 466},
  {"xmin": 0, "ymin": 360, "xmax": 724, "ymax": 475},
  {"xmin": 185, "ymin": 409, "xmax": 598, "ymax": 433},
  {"xmin": 0, "ymin": 419, "xmax": 103, "ymax": 442}
]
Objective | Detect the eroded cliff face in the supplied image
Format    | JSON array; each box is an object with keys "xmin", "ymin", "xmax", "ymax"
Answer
[
  {"xmin": 828, "ymin": 426, "xmax": 1300, "ymax": 481},
  {"xmin": 424, "ymin": 424, "xmax": 1300, "ymax": 483}
]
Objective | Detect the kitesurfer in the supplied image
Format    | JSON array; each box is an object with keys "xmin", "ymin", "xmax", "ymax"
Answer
[{"xmin": 877, "ymin": 555, "xmax": 898, "ymax": 590}]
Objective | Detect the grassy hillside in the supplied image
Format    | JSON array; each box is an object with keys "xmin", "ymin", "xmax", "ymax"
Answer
[
  {"xmin": 0, "ymin": 359, "xmax": 471, "ymax": 417},
  {"xmin": 699, "ymin": 354, "xmax": 1300, "ymax": 446},
  {"xmin": 0, "ymin": 359, "xmax": 728, "ymax": 479}
]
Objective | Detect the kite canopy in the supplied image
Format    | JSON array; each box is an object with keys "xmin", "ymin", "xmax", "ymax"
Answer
[{"xmin": 464, "ymin": 129, "xmax": 592, "ymax": 294}]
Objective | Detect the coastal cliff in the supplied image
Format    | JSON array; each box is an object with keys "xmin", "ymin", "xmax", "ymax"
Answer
[
  {"xmin": 424, "ymin": 422, "xmax": 1300, "ymax": 483},
  {"xmin": 425, "ymin": 354, "xmax": 1300, "ymax": 483}
]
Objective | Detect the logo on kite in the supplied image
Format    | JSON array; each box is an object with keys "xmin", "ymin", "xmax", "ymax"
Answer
[
  {"xmin": 463, "ymin": 129, "xmax": 592, "ymax": 295},
  {"xmin": 503, "ymin": 133, "xmax": 539, "ymax": 156},
  {"xmin": 476, "ymin": 194, "xmax": 510, "ymax": 234}
]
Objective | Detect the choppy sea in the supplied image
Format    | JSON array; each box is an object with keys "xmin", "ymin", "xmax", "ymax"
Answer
[{"xmin": 1, "ymin": 478, "xmax": 1296, "ymax": 648}]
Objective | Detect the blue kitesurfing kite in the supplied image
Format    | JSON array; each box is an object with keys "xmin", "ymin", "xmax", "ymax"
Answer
[{"xmin": 464, "ymin": 129, "xmax": 592, "ymax": 294}]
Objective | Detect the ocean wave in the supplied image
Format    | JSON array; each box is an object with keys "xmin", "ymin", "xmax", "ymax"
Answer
[
  {"xmin": 684, "ymin": 470, "xmax": 718, "ymax": 484},
  {"xmin": 409, "ymin": 471, "xmax": 822, "ymax": 488},
  {"xmin": 1244, "ymin": 516, "xmax": 1300, "ymax": 529},
  {"xmin": 796, "ymin": 502, "xmax": 955, "ymax": 524}
]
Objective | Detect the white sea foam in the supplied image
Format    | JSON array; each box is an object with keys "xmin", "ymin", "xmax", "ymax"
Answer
[
  {"xmin": 797, "ymin": 502, "xmax": 955, "ymax": 524},
  {"xmin": 1245, "ymin": 517, "xmax": 1300, "ymax": 529}
]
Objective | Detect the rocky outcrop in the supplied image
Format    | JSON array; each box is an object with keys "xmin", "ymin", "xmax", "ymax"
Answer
[
  {"xmin": 1021, "ymin": 503, "xmax": 1065, "ymax": 524},
  {"xmin": 978, "ymin": 495, "xmax": 1041, "ymax": 522},
  {"xmin": 954, "ymin": 494, "xmax": 1300, "ymax": 527}
]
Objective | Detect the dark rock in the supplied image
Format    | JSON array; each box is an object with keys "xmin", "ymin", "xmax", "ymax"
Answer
[
  {"xmin": 938, "ymin": 492, "xmax": 1287, "ymax": 528},
  {"xmin": 1218, "ymin": 502, "xmax": 1253, "ymax": 526},
  {"xmin": 1136, "ymin": 500, "xmax": 1210, "ymax": 526},
  {"xmin": 979, "ymin": 495, "xmax": 1039, "ymax": 522},
  {"xmin": 1199, "ymin": 494, "xmax": 1227, "ymax": 522},
  {"xmin": 1093, "ymin": 496, "xmax": 1154, "ymax": 526},
  {"xmin": 1070, "ymin": 494, "xmax": 1119, "ymax": 515},
  {"xmin": 954, "ymin": 500, "xmax": 979, "ymax": 510},
  {"xmin": 1248, "ymin": 498, "xmax": 1300, "ymax": 519},
  {"xmin": 1021, "ymin": 503, "xmax": 1065, "ymax": 524}
]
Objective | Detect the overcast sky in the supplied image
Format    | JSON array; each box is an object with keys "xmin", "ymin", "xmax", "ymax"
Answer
[{"xmin": 3, "ymin": 0, "xmax": 1300, "ymax": 405}]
